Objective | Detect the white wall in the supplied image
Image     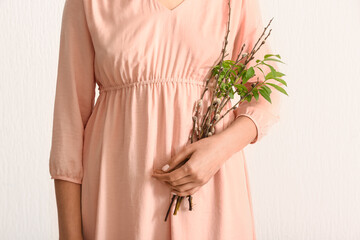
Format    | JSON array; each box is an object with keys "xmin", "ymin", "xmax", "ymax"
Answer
[{"xmin": 0, "ymin": 0, "xmax": 359, "ymax": 239}]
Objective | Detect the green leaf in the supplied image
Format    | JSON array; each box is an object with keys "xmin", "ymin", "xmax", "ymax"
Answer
[
  {"xmin": 212, "ymin": 67, "xmax": 219, "ymax": 75},
  {"xmin": 245, "ymin": 67, "xmax": 255, "ymax": 80},
  {"xmin": 252, "ymin": 88, "xmax": 259, "ymax": 100},
  {"xmin": 238, "ymin": 69, "xmax": 246, "ymax": 79},
  {"xmin": 259, "ymin": 89, "xmax": 272, "ymax": 103},
  {"xmin": 229, "ymin": 91, "xmax": 234, "ymax": 99},
  {"xmin": 262, "ymin": 85, "xmax": 272, "ymax": 94},
  {"xmin": 245, "ymin": 94, "xmax": 252, "ymax": 102},
  {"xmin": 266, "ymin": 83, "xmax": 288, "ymax": 96},
  {"xmin": 263, "ymin": 58, "xmax": 285, "ymax": 64},
  {"xmin": 221, "ymin": 60, "xmax": 235, "ymax": 69},
  {"xmin": 246, "ymin": 67, "xmax": 255, "ymax": 78},
  {"xmin": 235, "ymin": 63, "xmax": 245, "ymax": 70},
  {"xmin": 256, "ymin": 67, "xmax": 265, "ymax": 78},
  {"xmin": 264, "ymin": 54, "xmax": 274, "ymax": 58},
  {"xmin": 275, "ymin": 71, "xmax": 286, "ymax": 77},
  {"xmin": 234, "ymin": 84, "xmax": 248, "ymax": 92},
  {"xmin": 265, "ymin": 71, "xmax": 273, "ymax": 80},
  {"xmin": 273, "ymin": 77, "xmax": 287, "ymax": 87},
  {"xmin": 220, "ymin": 82, "xmax": 226, "ymax": 92},
  {"xmin": 262, "ymin": 62, "xmax": 277, "ymax": 75},
  {"xmin": 224, "ymin": 59, "xmax": 235, "ymax": 64},
  {"xmin": 264, "ymin": 54, "xmax": 281, "ymax": 59},
  {"xmin": 265, "ymin": 71, "xmax": 286, "ymax": 80},
  {"xmin": 276, "ymin": 72, "xmax": 286, "ymax": 77},
  {"xmin": 229, "ymin": 69, "xmax": 237, "ymax": 75}
]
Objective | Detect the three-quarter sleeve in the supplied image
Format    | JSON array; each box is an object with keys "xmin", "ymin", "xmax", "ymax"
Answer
[
  {"xmin": 49, "ymin": 0, "xmax": 96, "ymax": 184},
  {"xmin": 231, "ymin": 0, "xmax": 283, "ymax": 144}
]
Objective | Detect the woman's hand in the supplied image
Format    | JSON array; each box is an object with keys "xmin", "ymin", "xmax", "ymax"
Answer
[{"xmin": 151, "ymin": 134, "xmax": 233, "ymax": 197}]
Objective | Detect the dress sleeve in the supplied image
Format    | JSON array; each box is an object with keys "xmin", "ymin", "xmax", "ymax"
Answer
[
  {"xmin": 230, "ymin": 0, "xmax": 283, "ymax": 144},
  {"xmin": 49, "ymin": 0, "xmax": 96, "ymax": 184}
]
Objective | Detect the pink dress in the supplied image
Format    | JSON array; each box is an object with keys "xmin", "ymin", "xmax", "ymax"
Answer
[{"xmin": 49, "ymin": 0, "xmax": 281, "ymax": 239}]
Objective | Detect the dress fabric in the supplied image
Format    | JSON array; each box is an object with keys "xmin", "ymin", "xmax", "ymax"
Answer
[{"xmin": 49, "ymin": 0, "xmax": 281, "ymax": 239}]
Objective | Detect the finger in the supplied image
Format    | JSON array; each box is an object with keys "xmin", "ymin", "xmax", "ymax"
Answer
[
  {"xmin": 162, "ymin": 176, "xmax": 194, "ymax": 188},
  {"xmin": 171, "ymin": 186, "xmax": 201, "ymax": 197},
  {"xmin": 155, "ymin": 175, "xmax": 193, "ymax": 190},
  {"xmin": 152, "ymin": 162, "xmax": 191, "ymax": 182},
  {"xmin": 161, "ymin": 143, "xmax": 196, "ymax": 173},
  {"xmin": 168, "ymin": 175, "xmax": 194, "ymax": 187},
  {"xmin": 171, "ymin": 182, "xmax": 198, "ymax": 193}
]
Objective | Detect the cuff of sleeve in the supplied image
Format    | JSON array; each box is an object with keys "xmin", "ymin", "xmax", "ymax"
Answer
[
  {"xmin": 234, "ymin": 113, "xmax": 259, "ymax": 144},
  {"xmin": 232, "ymin": 105, "xmax": 280, "ymax": 144},
  {"xmin": 50, "ymin": 175, "xmax": 82, "ymax": 184}
]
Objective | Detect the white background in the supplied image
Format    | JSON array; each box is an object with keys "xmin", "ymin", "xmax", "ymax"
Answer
[{"xmin": 0, "ymin": 0, "xmax": 359, "ymax": 239}]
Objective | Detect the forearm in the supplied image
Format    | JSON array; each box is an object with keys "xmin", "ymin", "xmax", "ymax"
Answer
[
  {"xmin": 54, "ymin": 179, "xmax": 83, "ymax": 240},
  {"xmin": 215, "ymin": 115, "xmax": 257, "ymax": 156}
]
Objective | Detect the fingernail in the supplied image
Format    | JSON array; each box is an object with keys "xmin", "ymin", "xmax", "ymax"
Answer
[
  {"xmin": 171, "ymin": 191, "xmax": 177, "ymax": 195},
  {"xmin": 161, "ymin": 164, "xmax": 170, "ymax": 172}
]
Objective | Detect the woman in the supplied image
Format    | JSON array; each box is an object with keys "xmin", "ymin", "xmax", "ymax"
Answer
[{"xmin": 49, "ymin": 0, "xmax": 281, "ymax": 239}]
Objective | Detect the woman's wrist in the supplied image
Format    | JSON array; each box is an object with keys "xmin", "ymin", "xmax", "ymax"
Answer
[{"xmin": 214, "ymin": 115, "xmax": 258, "ymax": 156}]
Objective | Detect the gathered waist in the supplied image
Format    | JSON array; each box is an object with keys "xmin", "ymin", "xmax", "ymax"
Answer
[{"xmin": 97, "ymin": 77, "xmax": 213, "ymax": 94}]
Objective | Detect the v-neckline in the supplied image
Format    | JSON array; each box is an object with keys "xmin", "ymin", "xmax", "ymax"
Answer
[{"xmin": 153, "ymin": 0, "xmax": 187, "ymax": 12}]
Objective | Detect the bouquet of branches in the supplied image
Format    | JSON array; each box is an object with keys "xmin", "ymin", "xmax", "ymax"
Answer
[{"xmin": 163, "ymin": 0, "xmax": 288, "ymax": 222}]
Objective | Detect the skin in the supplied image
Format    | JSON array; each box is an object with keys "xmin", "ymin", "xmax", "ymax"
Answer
[
  {"xmin": 152, "ymin": 115, "xmax": 257, "ymax": 196},
  {"xmin": 157, "ymin": 0, "xmax": 185, "ymax": 10},
  {"xmin": 54, "ymin": 180, "xmax": 83, "ymax": 240}
]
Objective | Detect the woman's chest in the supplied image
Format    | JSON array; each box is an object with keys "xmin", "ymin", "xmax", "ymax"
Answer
[{"xmin": 83, "ymin": 0, "xmax": 235, "ymax": 70}]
